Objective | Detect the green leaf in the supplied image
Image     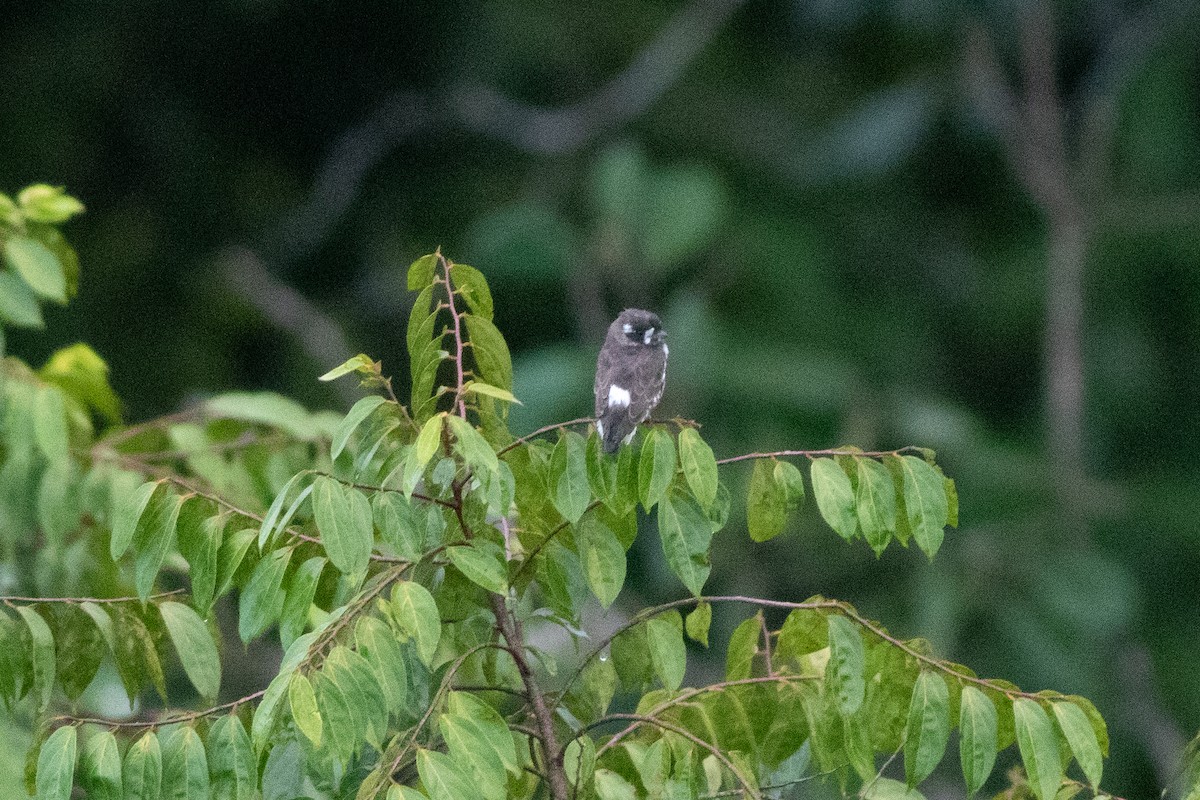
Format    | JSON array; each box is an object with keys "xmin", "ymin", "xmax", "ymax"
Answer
[
  {"xmin": 1014, "ymin": 698, "xmax": 1063, "ymax": 800},
  {"xmin": 180, "ymin": 511, "xmax": 223, "ymax": 613},
  {"xmin": 1053, "ymin": 700, "xmax": 1103, "ymax": 788},
  {"xmin": 586, "ymin": 432, "xmax": 618, "ymax": 505},
  {"xmin": 288, "ymin": 673, "xmax": 323, "ymax": 747},
  {"xmin": 161, "ymin": 726, "xmax": 210, "ymax": 800},
  {"xmin": 595, "ymin": 768, "xmax": 638, "ymax": 800},
  {"xmin": 38, "ymin": 342, "xmax": 121, "ymax": 424},
  {"xmin": 331, "ymin": 395, "xmax": 388, "ymax": 460},
  {"xmin": 0, "ymin": 269, "xmax": 44, "ymax": 327},
  {"xmin": 576, "ymin": 507, "xmax": 627, "ymax": 608},
  {"xmin": 35, "ymin": 725, "xmax": 76, "ymax": 800},
  {"xmin": 463, "ymin": 314, "xmax": 513, "ymax": 391},
  {"xmin": 355, "ymin": 616, "xmax": 409, "ymax": 715},
  {"xmin": 646, "ymin": 612, "xmax": 686, "ymax": 691},
  {"xmin": 278, "ymin": 556, "xmax": 326, "ymax": 650},
  {"xmin": 959, "ymin": 686, "xmax": 998, "ymax": 796},
  {"xmin": 685, "ymin": 601, "xmax": 711, "ymax": 647},
  {"xmin": 81, "ymin": 730, "xmax": 123, "ymax": 800},
  {"xmin": 390, "ymin": 581, "xmax": 441, "ymax": 667},
  {"xmin": 17, "ymin": 606, "xmax": 55, "ymax": 712},
  {"xmin": 746, "ymin": 458, "xmax": 786, "ymax": 542},
  {"xmin": 5, "ymin": 235, "xmax": 66, "ymax": 302},
  {"xmin": 159, "ymin": 601, "xmax": 221, "ymax": 699},
  {"xmin": 110, "ymin": 480, "xmax": 162, "ymax": 560},
  {"xmin": 904, "ymin": 671, "xmax": 950, "ymax": 786},
  {"xmin": 313, "ymin": 476, "xmax": 374, "ymax": 575},
  {"xmin": 862, "ymin": 778, "xmax": 928, "ymax": 800},
  {"xmin": 811, "ymin": 458, "xmax": 858, "ymax": 541},
  {"xmin": 313, "ymin": 671, "xmax": 356, "ymax": 762},
  {"xmin": 450, "ymin": 263, "xmax": 494, "ymax": 319},
  {"xmin": 856, "ymin": 457, "xmax": 897, "ymax": 556},
  {"xmin": 638, "ymin": 428, "xmax": 676, "ymax": 512},
  {"xmin": 897, "ymin": 455, "xmax": 949, "ymax": 559},
  {"xmin": 407, "ymin": 252, "xmax": 438, "ymax": 290},
  {"xmin": 389, "ymin": 786, "xmax": 430, "ymax": 800},
  {"xmin": 17, "ymin": 184, "xmax": 85, "ymax": 223},
  {"xmin": 329, "ymin": 643, "xmax": 389, "ymax": 751},
  {"xmin": 238, "ymin": 546, "xmax": 292, "ymax": 643},
  {"xmin": 122, "ymin": 732, "xmax": 162, "ymax": 800},
  {"xmin": 416, "ymin": 748, "xmax": 482, "ymax": 800},
  {"xmin": 447, "ymin": 540, "xmax": 508, "ymax": 594},
  {"xmin": 550, "ymin": 430, "xmax": 590, "ymax": 523},
  {"xmin": 447, "ymin": 691, "xmax": 520, "ymax": 775},
  {"xmin": 438, "ymin": 714, "xmax": 506, "ymax": 800},
  {"xmin": 464, "ymin": 380, "xmax": 521, "ymax": 404},
  {"xmin": 207, "ymin": 714, "xmax": 256, "ymax": 800},
  {"xmin": 258, "ymin": 474, "xmax": 309, "ymax": 551},
  {"xmin": 445, "ymin": 414, "xmax": 500, "ymax": 475},
  {"xmin": 204, "ymin": 392, "xmax": 317, "ymax": 439},
  {"xmin": 725, "ymin": 614, "xmax": 760, "ymax": 681},
  {"xmin": 406, "ymin": 414, "xmax": 445, "ymax": 494},
  {"xmin": 48, "ymin": 604, "xmax": 104, "ymax": 700},
  {"xmin": 134, "ymin": 492, "xmax": 184, "ymax": 602},
  {"xmin": 657, "ymin": 491, "xmax": 712, "ymax": 596},
  {"xmin": 678, "ymin": 428, "xmax": 718, "ymax": 510},
  {"xmin": 826, "ymin": 615, "xmax": 865, "ymax": 716},
  {"xmin": 319, "ymin": 353, "xmax": 376, "ymax": 382},
  {"xmin": 32, "ymin": 385, "xmax": 69, "ymax": 464},
  {"xmin": 215, "ymin": 527, "xmax": 256, "ymax": 601}
]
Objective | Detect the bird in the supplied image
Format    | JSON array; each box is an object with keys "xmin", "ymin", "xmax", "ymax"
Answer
[{"xmin": 594, "ymin": 308, "xmax": 668, "ymax": 453}]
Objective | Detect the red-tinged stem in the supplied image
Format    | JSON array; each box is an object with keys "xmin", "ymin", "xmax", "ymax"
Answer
[{"xmin": 436, "ymin": 252, "xmax": 469, "ymax": 419}]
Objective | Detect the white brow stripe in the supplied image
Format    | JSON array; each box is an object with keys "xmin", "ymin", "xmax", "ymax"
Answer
[
  {"xmin": 608, "ymin": 384, "xmax": 631, "ymax": 408},
  {"xmin": 622, "ymin": 323, "xmax": 634, "ymax": 334},
  {"xmin": 643, "ymin": 327, "xmax": 654, "ymax": 345}
]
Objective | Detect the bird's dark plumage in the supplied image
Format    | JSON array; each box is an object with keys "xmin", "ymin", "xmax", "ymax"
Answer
[{"xmin": 594, "ymin": 309, "xmax": 668, "ymax": 453}]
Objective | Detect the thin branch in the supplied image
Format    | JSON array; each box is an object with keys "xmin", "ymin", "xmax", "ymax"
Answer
[
  {"xmin": 715, "ymin": 445, "xmax": 924, "ymax": 466},
  {"xmin": 52, "ymin": 689, "xmax": 267, "ymax": 731},
  {"xmin": 435, "ymin": 252, "xmax": 469, "ymax": 419},
  {"xmin": 496, "ymin": 418, "xmax": 595, "ymax": 457},
  {"xmin": 1, "ymin": 588, "xmax": 187, "ymax": 607},
  {"xmin": 511, "ymin": 500, "xmax": 602, "ymax": 584}
]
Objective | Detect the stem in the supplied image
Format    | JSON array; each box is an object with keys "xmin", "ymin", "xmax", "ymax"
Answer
[
  {"xmin": 496, "ymin": 418, "xmax": 595, "ymax": 457},
  {"xmin": 52, "ymin": 689, "xmax": 267, "ymax": 731},
  {"xmin": 1, "ymin": 588, "xmax": 186, "ymax": 607},
  {"xmin": 715, "ymin": 446, "xmax": 924, "ymax": 466},
  {"xmin": 490, "ymin": 594, "xmax": 569, "ymax": 800},
  {"xmin": 436, "ymin": 252, "xmax": 469, "ymax": 419}
]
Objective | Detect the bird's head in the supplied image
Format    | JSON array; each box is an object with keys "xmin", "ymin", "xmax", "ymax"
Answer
[{"xmin": 614, "ymin": 308, "xmax": 666, "ymax": 347}]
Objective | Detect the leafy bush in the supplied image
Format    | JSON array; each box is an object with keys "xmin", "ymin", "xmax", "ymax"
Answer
[{"xmin": 1, "ymin": 188, "xmax": 1119, "ymax": 799}]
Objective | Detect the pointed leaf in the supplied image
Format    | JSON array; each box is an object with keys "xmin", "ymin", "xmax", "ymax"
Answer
[
  {"xmin": 417, "ymin": 748, "xmax": 483, "ymax": 800},
  {"xmin": 685, "ymin": 601, "xmax": 712, "ymax": 647},
  {"xmin": 288, "ymin": 673, "xmax": 323, "ymax": 747},
  {"xmin": 0, "ymin": 269, "xmax": 44, "ymax": 327},
  {"xmin": 81, "ymin": 730, "xmax": 122, "ymax": 800},
  {"xmin": 5, "ymin": 235, "xmax": 66, "ymax": 302},
  {"xmin": 313, "ymin": 476, "xmax": 373, "ymax": 575},
  {"xmin": 278, "ymin": 556, "xmax": 326, "ymax": 650},
  {"xmin": 238, "ymin": 547, "xmax": 292, "ymax": 643},
  {"xmin": 258, "ymin": 473, "xmax": 306, "ymax": 549},
  {"xmin": 678, "ymin": 428, "xmax": 718, "ymax": 510},
  {"xmin": 811, "ymin": 458, "xmax": 858, "ymax": 541},
  {"xmin": 407, "ymin": 252, "xmax": 438, "ymax": 290},
  {"xmin": 405, "ymin": 414, "xmax": 445, "ymax": 495},
  {"xmin": 826, "ymin": 615, "xmax": 865, "ymax": 716},
  {"xmin": 725, "ymin": 614, "xmax": 760, "ymax": 681},
  {"xmin": 463, "ymin": 380, "xmax": 521, "ymax": 404},
  {"xmin": 208, "ymin": 714, "xmax": 256, "ymax": 800},
  {"xmin": 331, "ymin": 395, "xmax": 388, "ymax": 460},
  {"xmin": 180, "ymin": 512, "xmax": 223, "ymax": 613},
  {"xmin": 550, "ymin": 430, "xmax": 590, "ymax": 523},
  {"xmin": 959, "ymin": 686, "xmax": 998, "ymax": 796},
  {"xmin": 638, "ymin": 428, "xmax": 676, "ymax": 512},
  {"xmin": 657, "ymin": 491, "xmax": 712, "ymax": 595},
  {"xmin": 123, "ymin": 732, "xmax": 162, "ymax": 800},
  {"xmin": 746, "ymin": 458, "xmax": 786, "ymax": 542},
  {"xmin": 319, "ymin": 353, "xmax": 375, "ymax": 382},
  {"xmin": 17, "ymin": 606, "xmax": 55, "ymax": 712},
  {"xmin": 355, "ymin": 615, "xmax": 409, "ymax": 714},
  {"xmin": 898, "ymin": 455, "xmax": 949, "ymax": 559},
  {"xmin": 447, "ymin": 540, "xmax": 508, "ymax": 594},
  {"xmin": 35, "ymin": 725, "xmax": 76, "ymax": 800},
  {"xmin": 463, "ymin": 314, "xmax": 512, "ymax": 391},
  {"xmin": 446, "ymin": 692, "xmax": 519, "ymax": 775},
  {"xmin": 161, "ymin": 726, "xmax": 210, "ymax": 800},
  {"xmin": 576, "ymin": 507, "xmax": 627, "ymax": 608},
  {"xmin": 134, "ymin": 492, "xmax": 184, "ymax": 601},
  {"xmin": 1013, "ymin": 698, "xmax": 1063, "ymax": 800},
  {"xmin": 390, "ymin": 581, "xmax": 441, "ymax": 667},
  {"xmin": 646, "ymin": 613, "xmax": 686, "ymax": 691},
  {"xmin": 450, "ymin": 262, "xmax": 494, "ymax": 319},
  {"xmin": 110, "ymin": 480, "xmax": 161, "ymax": 560},
  {"xmin": 1053, "ymin": 700, "xmax": 1103, "ymax": 788},
  {"xmin": 856, "ymin": 457, "xmax": 897, "ymax": 555},
  {"xmin": 159, "ymin": 601, "xmax": 221, "ymax": 699},
  {"xmin": 904, "ymin": 671, "xmax": 950, "ymax": 786}
]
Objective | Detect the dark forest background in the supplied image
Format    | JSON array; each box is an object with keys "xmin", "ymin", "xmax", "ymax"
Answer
[{"xmin": 3, "ymin": 1, "xmax": 1199, "ymax": 796}]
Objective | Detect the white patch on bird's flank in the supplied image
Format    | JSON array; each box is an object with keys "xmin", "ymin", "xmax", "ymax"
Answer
[
  {"xmin": 622, "ymin": 323, "xmax": 634, "ymax": 334},
  {"xmin": 643, "ymin": 327, "xmax": 655, "ymax": 345},
  {"xmin": 662, "ymin": 343, "xmax": 668, "ymax": 358},
  {"xmin": 608, "ymin": 384, "xmax": 631, "ymax": 408},
  {"xmin": 596, "ymin": 419, "xmax": 605, "ymax": 437}
]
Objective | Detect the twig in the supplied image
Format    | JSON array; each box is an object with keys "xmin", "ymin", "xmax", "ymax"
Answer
[
  {"xmin": 715, "ymin": 446, "xmax": 923, "ymax": 466},
  {"xmin": 52, "ymin": 689, "xmax": 267, "ymax": 731},
  {"xmin": 1, "ymin": 588, "xmax": 186, "ymax": 607},
  {"xmin": 436, "ymin": 252, "xmax": 469, "ymax": 419},
  {"xmin": 496, "ymin": 418, "xmax": 595, "ymax": 457}
]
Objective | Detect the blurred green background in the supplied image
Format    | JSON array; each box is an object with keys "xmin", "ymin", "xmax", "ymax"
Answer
[{"xmin": 4, "ymin": 0, "xmax": 1199, "ymax": 796}]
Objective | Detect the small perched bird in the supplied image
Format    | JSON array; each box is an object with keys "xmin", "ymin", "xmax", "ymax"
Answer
[{"xmin": 594, "ymin": 308, "xmax": 668, "ymax": 453}]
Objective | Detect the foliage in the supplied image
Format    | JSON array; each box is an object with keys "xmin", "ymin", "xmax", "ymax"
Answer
[{"xmin": 1, "ymin": 209, "xmax": 1128, "ymax": 800}]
